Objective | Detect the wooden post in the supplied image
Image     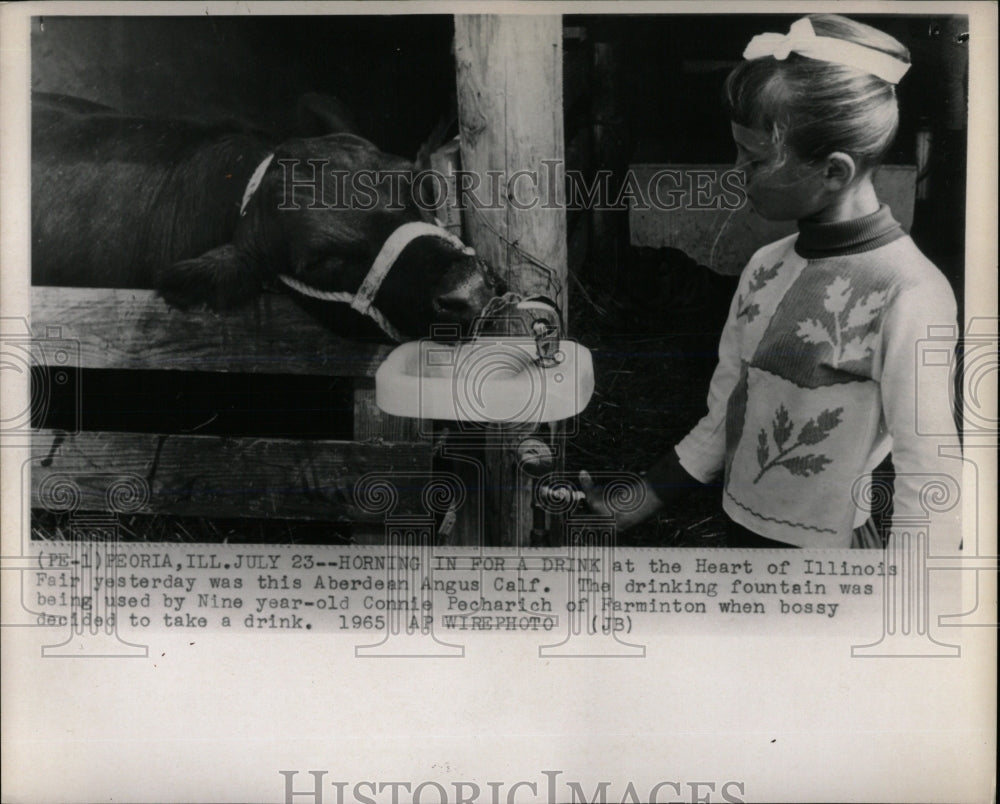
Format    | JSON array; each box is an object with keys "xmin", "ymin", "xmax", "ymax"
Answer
[{"xmin": 454, "ymin": 15, "xmax": 568, "ymax": 546}]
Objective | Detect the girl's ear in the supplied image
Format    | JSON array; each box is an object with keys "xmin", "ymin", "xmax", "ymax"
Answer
[{"xmin": 822, "ymin": 152, "xmax": 858, "ymax": 191}]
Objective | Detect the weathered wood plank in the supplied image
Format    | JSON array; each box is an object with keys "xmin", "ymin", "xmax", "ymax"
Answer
[
  {"xmin": 455, "ymin": 15, "xmax": 568, "ymax": 547},
  {"xmin": 31, "ymin": 286, "xmax": 392, "ymax": 377},
  {"xmin": 455, "ymin": 15, "xmax": 568, "ymax": 305},
  {"xmin": 31, "ymin": 429, "xmax": 432, "ymax": 522},
  {"xmin": 352, "ymin": 379, "xmax": 427, "ymax": 442}
]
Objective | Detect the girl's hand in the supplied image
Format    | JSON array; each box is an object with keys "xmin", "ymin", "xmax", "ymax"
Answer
[
  {"xmin": 578, "ymin": 470, "xmax": 612, "ymax": 517},
  {"xmin": 578, "ymin": 470, "xmax": 663, "ymax": 531}
]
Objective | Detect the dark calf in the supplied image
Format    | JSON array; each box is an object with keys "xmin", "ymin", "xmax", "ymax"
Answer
[{"xmin": 31, "ymin": 93, "xmax": 502, "ymax": 339}]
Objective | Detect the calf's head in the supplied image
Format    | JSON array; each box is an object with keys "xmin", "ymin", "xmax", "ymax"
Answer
[{"xmin": 160, "ymin": 132, "xmax": 504, "ymax": 339}]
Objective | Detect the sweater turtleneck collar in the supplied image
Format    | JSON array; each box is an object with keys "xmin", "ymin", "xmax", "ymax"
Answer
[{"xmin": 795, "ymin": 204, "xmax": 905, "ymax": 259}]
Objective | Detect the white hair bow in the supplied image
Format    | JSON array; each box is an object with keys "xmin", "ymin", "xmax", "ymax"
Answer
[{"xmin": 743, "ymin": 18, "xmax": 910, "ymax": 84}]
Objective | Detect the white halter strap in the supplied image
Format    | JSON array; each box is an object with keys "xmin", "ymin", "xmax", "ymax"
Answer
[
  {"xmin": 349, "ymin": 222, "xmax": 474, "ymax": 319},
  {"xmin": 743, "ymin": 18, "xmax": 910, "ymax": 84},
  {"xmin": 276, "ymin": 273, "xmax": 407, "ymax": 342},
  {"xmin": 238, "ymin": 156, "xmax": 476, "ymax": 341},
  {"xmin": 279, "ymin": 222, "xmax": 474, "ymax": 342},
  {"xmin": 240, "ymin": 153, "xmax": 275, "ymax": 217}
]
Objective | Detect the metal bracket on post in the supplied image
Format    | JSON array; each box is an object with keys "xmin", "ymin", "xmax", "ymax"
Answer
[{"xmin": 914, "ymin": 318, "xmax": 999, "ymax": 627}]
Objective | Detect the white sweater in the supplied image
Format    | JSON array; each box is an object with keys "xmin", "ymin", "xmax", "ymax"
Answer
[{"xmin": 674, "ymin": 206, "xmax": 962, "ymax": 550}]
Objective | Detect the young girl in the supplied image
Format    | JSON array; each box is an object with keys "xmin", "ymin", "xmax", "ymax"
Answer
[{"xmin": 582, "ymin": 14, "xmax": 962, "ymax": 551}]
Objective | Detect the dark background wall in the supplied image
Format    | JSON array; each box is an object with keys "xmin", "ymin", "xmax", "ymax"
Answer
[
  {"xmin": 31, "ymin": 15, "xmax": 457, "ymax": 159},
  {"xmin": 567, "ymin": 13, "xmax": 968, "ymax": 290},
  {"xmin": 32, "ymin": 13, "xmax": 968, "ymax": 283}
]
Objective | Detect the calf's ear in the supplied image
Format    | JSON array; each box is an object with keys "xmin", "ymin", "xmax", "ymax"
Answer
[
  {"xmin": 158, "ymin": 243, "xmax": 262, "ymax": 311},
  {"xmin": 294, "ymin": 92, "xmax": 360, "ymax": 137}
]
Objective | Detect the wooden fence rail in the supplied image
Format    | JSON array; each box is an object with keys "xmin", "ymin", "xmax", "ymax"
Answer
[
  {"xmin": 31, "ymin": 286, "xmax": 393, "ymax": 377},
  {"xmin": 30, "ymin": 286, "xmax": 430, "ymax": 533}
]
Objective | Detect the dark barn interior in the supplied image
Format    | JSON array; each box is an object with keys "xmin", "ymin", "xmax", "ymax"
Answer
[{"xmin": 31, "ymin": 13, "xmax": 968, "ymax": 545}]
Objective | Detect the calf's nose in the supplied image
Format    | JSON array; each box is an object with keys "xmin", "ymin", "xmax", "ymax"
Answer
[
  {"xmin": 433, "ymin": 290, "xmax": 476, "ymax": 317},
  {"xmin": 432, "ymin": 270, "xmax": 502, "ymax": 322},
  {"xmin": 432, "ymin": 288, "xmax": 487, "ymax": 321}
]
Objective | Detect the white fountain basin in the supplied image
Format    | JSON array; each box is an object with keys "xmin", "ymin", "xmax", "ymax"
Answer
[{"xmin": 375, "ymin": 337, "xmax": 594, "ymax": 423}]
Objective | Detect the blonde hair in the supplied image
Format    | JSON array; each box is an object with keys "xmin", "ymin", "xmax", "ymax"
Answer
[{"xmin": 724, "ymin": 14, "xmax": 911, "ymax": 170}]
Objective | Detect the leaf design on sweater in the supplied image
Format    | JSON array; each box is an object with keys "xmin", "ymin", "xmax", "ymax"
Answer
[
  {"xmin": 779, "ymin": 454, "xmax": 833, "ymax": 478},
  {"xmin": 796, "ymin": 319, "xmax": 834, "ymax": 347},
  {"xmin": 823, "ymin": 276, "xmax": 852, "ymax": 314},
  {"xmin": 845, "ymin": 290, "xmax": 889, "ymax": 329},
  {"xmin": 754, "ymin": 406, "xmax": 843, "ymax": 483},
  {"xmin": 757, "ymin": 430, "xmax": 770, "ymax": 467},
  {"xmin": 795, "ymin": 277, "xmax": 888, "ymax": 367},
  {"xmin": 736, "ymin": 261, "xmax": 783, "ymax": 323},
  {"xmin": 772, "ymin": 405, "xmax": 793, "ymax": 448},
  {"xmin": 749, "ymin": 261, "xmax": 783, "ymax": 293},
  {"xmin": 738, "ymin": 301, "xmax": 760, "ymax": 323},
  {"xmin": 797, "ymin": 408, "xmax": 843, "ymax": 445},
  {"xmin": 840, "ymin": 332, "xmax": 878, "ymax": 364}
]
